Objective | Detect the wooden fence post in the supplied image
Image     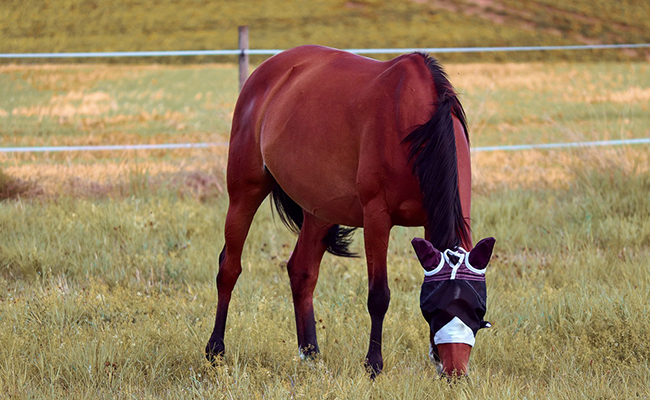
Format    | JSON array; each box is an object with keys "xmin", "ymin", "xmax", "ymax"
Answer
[{"xmin": 238, "ymin": 26, "xmax": 249, "ymax": 91}]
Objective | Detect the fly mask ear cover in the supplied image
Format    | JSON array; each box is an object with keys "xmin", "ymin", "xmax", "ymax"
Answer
[{"xmin": 412, "ymin": 237, "xmax": 495, "ymax": 347}]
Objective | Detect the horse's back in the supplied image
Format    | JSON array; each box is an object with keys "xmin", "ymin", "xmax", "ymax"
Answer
[{"xmin": 230, "ymin": 46, "xmax": 435, "ymax": 226}]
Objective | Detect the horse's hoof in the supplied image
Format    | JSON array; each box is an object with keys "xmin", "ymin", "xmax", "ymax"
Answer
[
  {"xmin": 205, "ymin": 341, "xmax": 225, "ymax": 364},
  {"xmin": 364, "ymin": 359, "xmax": 383, "ymax": 380},
  {"xmin": 299, "ymin": 344, "xmax": 320, "ymax": 361}
]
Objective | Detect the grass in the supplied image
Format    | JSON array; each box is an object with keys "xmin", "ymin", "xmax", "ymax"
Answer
[
  {"xmin": 1, "ymin": 61, "xmax": 650, "ymax": 398},
  {"xmin": 1, "ymin": 0, "xmax": 650, "ymax": 62},
  {"xmin": 1, "ymin": 153, "xmax": 649, "ymax": 399},
  {"xmin": 1, "ymin": 62, "xmax": 648, "ymax": 149}
]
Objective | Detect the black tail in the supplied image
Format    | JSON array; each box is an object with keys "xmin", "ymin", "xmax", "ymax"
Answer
[
  {"xmin": 323, "ymin": 225, "xmax": 358, "ymax": 258},
  {"xmin": 404, "ymin": 54, "xmax": 471, "ymax": 251},
  {"xmin": 271, "ymin": 185, "xmax": 303, "ymax": 235},
  {"xmin": 271, "ymin": 185, "xmax": 358, "ymax": 257}
]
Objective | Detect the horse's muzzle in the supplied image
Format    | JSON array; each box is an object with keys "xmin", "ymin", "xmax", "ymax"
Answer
[{"xmin": 436, "ymin": 342, "xmax": 472, "ymax": 376}]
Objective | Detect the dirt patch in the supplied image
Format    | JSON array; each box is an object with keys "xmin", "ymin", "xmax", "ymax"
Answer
[
  {"xmin": 0, "ymin": 169, "xmax": 43, "ymax": 200},
  {"xmin": 2, "ymin": 156, "xmax": 227, "ymax": 201},
  {"xmin": 177, "ymin": 170, "xmax": 224, "ymax": 201},
  {"xmin": 56, "ymin": 169, "xmax": 225, "ymax": 201}
]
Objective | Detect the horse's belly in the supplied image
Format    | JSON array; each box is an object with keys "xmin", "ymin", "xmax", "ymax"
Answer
[
  {"xmin": 264, "ymin": 153, "xmax": 428, "ymax": 228},
  {"xmin": 308, "ymin": 194, "xmax": 365, "ymax": 227},
  {"xmin": 264, "ymin": 156, "xmax": 365, "ymax": 226},
  {"xmin": 261, "ymin": 98, "xmax": 366, "ymax": 225},
  {"xmin": 261, "ymin": 120, "xmax": 426, "ymax": 228}
]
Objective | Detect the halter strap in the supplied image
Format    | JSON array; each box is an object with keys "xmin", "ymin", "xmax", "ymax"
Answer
[
  {"xmin": 443, "ymin": 248, "xmax": 467, "ymax": 280},
  {"xmin": 423, "ymin": 246, "xmax": 486, "ymax": 282}
]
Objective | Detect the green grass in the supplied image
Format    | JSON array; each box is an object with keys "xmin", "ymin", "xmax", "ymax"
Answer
[
  {"xmin": 1, "ymin": 156, "xmax": 649, "ymax": 398},
  {"xmin": 1, "ymin": 61, "xmax": 650, "ymax": 398},
  {"xmin": 2, "ymin": 0, "xmax": 649, "ymax": 62},
  {"xmin": 501, "ymin": 0, "xmax": 650, "ymax": 38}
]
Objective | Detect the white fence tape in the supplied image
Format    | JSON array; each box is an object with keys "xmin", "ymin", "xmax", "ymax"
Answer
[
  {"xmin": 0, "ymin": 50, "xmax": 241, "ymax": 58},
  {"xmin": 471, "ymin": 138, "xmax": 650, "ymax": 152},
  {"xmin": 1, "ymin": 43, "xmax": 649, "ymax": 59},
  {"xmin": 1, "ymin": 138, "xmax": 648, "ymax": 153},
  {"xmin": 345, "ymin": 43, "xmax": 650, "ymax": 55}
]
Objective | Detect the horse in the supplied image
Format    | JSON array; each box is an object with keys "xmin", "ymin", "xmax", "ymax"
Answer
[{"xmin": 205, "ymin": 45, "xmax": 495, "ymax": 377}]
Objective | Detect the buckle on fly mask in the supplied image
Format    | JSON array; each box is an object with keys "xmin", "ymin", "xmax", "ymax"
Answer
[{"xmin": 412, "ymin": 237, "xmax": 495, "ymax": 347}]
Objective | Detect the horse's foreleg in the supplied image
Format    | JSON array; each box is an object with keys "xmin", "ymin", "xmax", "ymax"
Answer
[
  {"xmin": 362, "ymin": 204, "xmax": 392, "ymax": 378},
  {"xmin": 287, "ymin": 212, "xmax": 331, "ymax": 358},
  {"xmin": 205, "ymin": 182, "xmax": 272, "ymax": 361}
]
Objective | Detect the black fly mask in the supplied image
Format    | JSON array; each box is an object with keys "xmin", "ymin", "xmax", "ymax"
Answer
[{"xmin": 412, "ymin": 237, "xmax": 495, "ymax": 352}]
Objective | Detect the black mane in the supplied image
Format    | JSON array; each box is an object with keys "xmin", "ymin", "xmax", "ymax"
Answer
[{"xmin": 404, "ymin": 53, "xmax": 471, "ymax": 250}]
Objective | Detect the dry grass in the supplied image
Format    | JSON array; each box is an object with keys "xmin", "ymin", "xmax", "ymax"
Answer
[
  {"xmin": 3, "ymin": 146, "xmax": 649, "ymax": 200},
  {"xmin": 473, "ymin": 146, "xmax": 650, "ymax": 193},
  {"xmin": 1, "ymin": 156, "xmax": 226, "ymax": 201}
]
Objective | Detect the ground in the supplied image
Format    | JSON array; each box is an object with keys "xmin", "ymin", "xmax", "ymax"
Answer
[{"xmin": 0, "ymin": 61, "xmax": 649, "ymax": 399}]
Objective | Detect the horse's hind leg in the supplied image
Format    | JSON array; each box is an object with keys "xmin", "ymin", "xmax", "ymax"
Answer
[
  {"xmin": 287, "ymin": 212, "xmax": 332, "ymax": 358},
  {"xmin": 205, "ymin": 174, "xmax": 274, "ymax": 361}
]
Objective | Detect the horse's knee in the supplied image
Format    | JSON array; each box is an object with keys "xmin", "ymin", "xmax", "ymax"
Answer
[
  {"xmin": 217, "ymin": 256, "xmax": 242, "ymax": 293},
  {"xmin": 367, "ymin": 286, "xmax": 390, "ymax": 317},
  {"xmin": 289, "ymin": 270, "xmax": 317, "ymax": 290},
  {"xmin": 218, "ymin": 247, "xmax": 226, "ymax": 266},
  {"xmin": 217, "ymin": 262, "xmax": 241, "ymax": 284}
]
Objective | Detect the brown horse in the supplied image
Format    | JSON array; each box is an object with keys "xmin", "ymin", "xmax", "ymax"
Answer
[{"xmin": 206, "ymin": 45, "xmax": 494, "ymax": 377}]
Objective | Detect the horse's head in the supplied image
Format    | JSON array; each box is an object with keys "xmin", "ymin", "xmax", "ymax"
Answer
[{"xmin": 411, "ymin": 237, "xmax": 495, "ymax": 377}]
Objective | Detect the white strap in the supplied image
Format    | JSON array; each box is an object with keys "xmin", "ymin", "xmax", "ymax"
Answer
[
  {"xmin": 443, "ymin": 248, "xmax": 466, "ymax": 279},
  {"xmin": 422, "ymin": 246, "xmax": 486, "ymax": 279}
]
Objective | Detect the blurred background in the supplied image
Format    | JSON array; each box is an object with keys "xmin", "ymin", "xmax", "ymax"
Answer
[
  {"xmin": 1, "ymin": 0, "xmax": 649, "ymax": 194},
  {"xmin": 1, "ymin": 0, "xmax": 649, "ymax": 63}
]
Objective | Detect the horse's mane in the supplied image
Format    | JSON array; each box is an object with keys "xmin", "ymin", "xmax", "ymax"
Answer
[{"xmin": 404, "ymin": 53, "xmax": 471, "ymax": 251}]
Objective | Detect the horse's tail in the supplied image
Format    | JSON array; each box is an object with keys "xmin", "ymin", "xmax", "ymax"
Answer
[
  {"xmin": 271, "ymin": 185, "xmax": 358, "ymax": 257},
  {"xmin": 404, "ymin": 54, "xmax": 471, "ymax": 251}
]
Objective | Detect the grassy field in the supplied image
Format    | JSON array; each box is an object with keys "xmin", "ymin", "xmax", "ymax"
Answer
[
  {"xmin": 1, "ymin": 61, "xmax": 650, "ymax": 398},
  {"xmin": 1, "ymin": 0, "xmax": 650, "ymax": 62}
]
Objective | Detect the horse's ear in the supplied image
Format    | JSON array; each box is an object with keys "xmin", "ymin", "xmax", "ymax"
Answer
[
  {"xmin": 411, "ymin": 238, "xmax": 441, "ymax": 271},
  {"xmin": 468, "ymin": 237, "xmax": 496, "ymax": 270}
]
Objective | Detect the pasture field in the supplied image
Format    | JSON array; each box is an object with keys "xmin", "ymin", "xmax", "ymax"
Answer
[
  {"xmin": 2, "ymin": 0, "xmax": 650, "ymax": 62},
  {"xmin": 1, "ymin": 61, "xmax": 650, "ymax": 399}
]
